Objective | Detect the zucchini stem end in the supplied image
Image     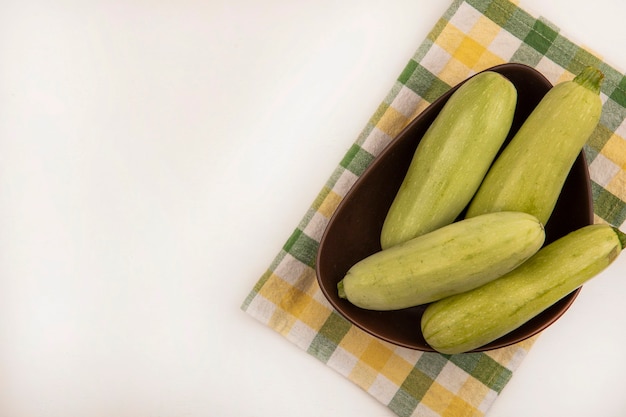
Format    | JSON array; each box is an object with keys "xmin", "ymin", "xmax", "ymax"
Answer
[
  {"xmin": 337, "ymin": 280, "xmax": 347, "ymax": 299},
  {"xmin": 573, "ymin": 66, "xmax": 604, "ymax": 94}
]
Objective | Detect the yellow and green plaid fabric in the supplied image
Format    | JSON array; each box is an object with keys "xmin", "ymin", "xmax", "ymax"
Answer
[{"xmin": 241, "ymin": 0, "xmax": 626, "ymax": 416}]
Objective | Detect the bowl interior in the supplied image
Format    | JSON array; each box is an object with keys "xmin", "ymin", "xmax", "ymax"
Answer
[{"xmin": 316, "ymin": 63, "xmax": 594, "ymax": 352}]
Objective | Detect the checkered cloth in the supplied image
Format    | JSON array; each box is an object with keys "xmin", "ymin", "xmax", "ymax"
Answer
[{"xmin": 241, "ymin": 0, "xmax": 626, "ymax": 416}]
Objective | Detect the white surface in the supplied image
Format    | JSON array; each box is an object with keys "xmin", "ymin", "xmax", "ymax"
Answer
[{"xmin": 0, "ymin": 1, "xmax": 625, "ymax": 416}]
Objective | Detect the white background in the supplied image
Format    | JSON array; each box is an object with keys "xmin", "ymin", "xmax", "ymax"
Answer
[{"xmin": 1, "ymin": 1, "xmax": 625, "ymax": 416}]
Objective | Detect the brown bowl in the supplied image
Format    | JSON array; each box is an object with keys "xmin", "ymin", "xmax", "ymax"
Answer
[{"xmin": 316, "ymin": 63, "xmax": 594, "ymax": 352}]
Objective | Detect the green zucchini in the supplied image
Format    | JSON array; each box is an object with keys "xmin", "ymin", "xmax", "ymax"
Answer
[
  {"xmin": 380, "ymin": 71, "xmax": 517, "ymax": 249},
  {"xmin": 421, "ymin": 224, "xmax": 625, "ymax": 354},
  {"xmin": 338, "ymin": 211, "xmax": 545, "ymax": 311},
  {"xmin": 465, "ymin": 67, "xmax": 604, "ymax": 225}
]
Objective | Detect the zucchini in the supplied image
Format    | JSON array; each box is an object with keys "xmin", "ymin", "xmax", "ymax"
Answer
[
  {"xmin": 421, "ymin": 224, "xmax": 625, "ymax": 354},
  {"xmin": 380, "ymin": 71, "xmax": 517, "ymax": 249},
  {"xmin": 465, "ymin": 67, "xmax": 604, "ymax": 225},
  {"xmin": 338, "ymin": 211, "xmax": 545, "ymax": 311}
]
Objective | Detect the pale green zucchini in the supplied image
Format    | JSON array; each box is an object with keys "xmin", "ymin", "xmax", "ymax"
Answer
[
  {"xmin": 421, "ymin": 224, "xmax": 625, "ymax": 354},
  {"xmin": 338, "ymin": 211, "xmax": 545, "ymax": 311},
  {"xmin": 465, "ymin": 67, "xmax": 604, "ymax": 225},
  {"xmin": 380, "ymin": 71, "xmax": 517, "ymax": 249}
]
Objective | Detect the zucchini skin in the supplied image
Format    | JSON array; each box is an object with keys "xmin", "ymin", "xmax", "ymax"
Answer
[
  {"xmin": 338, "ymin": 211, "xmax": 545, "ymax": 311},
  {"xmin": 380, "ymin": 71, "xmax": 517, "ymax": 249},
  {"xmin": 465, "ymin": 67, "xmax": 604, "ymax": 225},
  {"xmin": 421, "ymin": 224, "xmax": 624, "ymax": 354}
]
